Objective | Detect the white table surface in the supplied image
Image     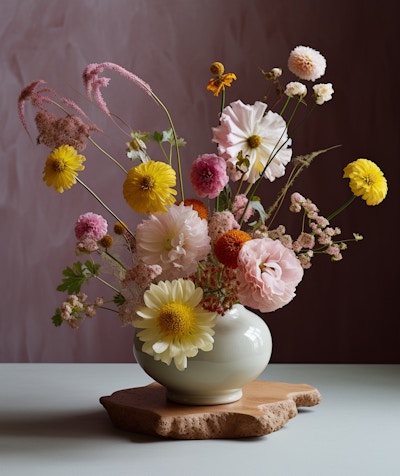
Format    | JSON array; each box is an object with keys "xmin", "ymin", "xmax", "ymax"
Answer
[{"xmin": 1, "ymin": 363, "xmax": 399, "ymax": 476}]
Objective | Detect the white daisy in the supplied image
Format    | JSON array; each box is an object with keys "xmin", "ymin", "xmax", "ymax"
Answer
[
  {"xmin": 134, "ymin": 279, "xmax": 217, "ymax": 370},
  {"xmin": 212, "ymin": 100, "xmax": 292, "ymax": 184},
  {"xmin": 135, "ymin": 203, "xmax": 211, "ymax": 280}
]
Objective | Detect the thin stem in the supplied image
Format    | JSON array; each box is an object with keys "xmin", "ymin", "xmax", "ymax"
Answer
[
  {"xmin": 76, "ymin": 177, "xmax": 135, "ymax": 236},
  {"xmin": 327, "ymin": 195, "xmax": 357, "ymax": 221},
  {"xmin": 88, "ymin": 137, "xmax": 128, "ymax": 173},
  {"xmin": 151, "ymin": 92, "xmax": 184, "ymax": 202},
  {"xmin": 94, "ymin": 275, "xmax": 120, "ymax": 294}
]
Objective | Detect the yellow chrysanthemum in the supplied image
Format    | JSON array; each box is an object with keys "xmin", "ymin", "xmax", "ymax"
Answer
[
  {"xmin": 214, "ymin": 229, "xmax": 252, "ymax": 269},
  {"xmin": 134, "ymin": 279, "xmax": 217, "ymax": 371},
  {"xmin": 123, "ymin": 160, "xmax": 177, "ymax": 214},
  {"xmin": 343, "ymin": 158, "xmax": 387, "ymax": 206},
  {"xmin": 42, "ymin": 145, "xmax": 86, "ymax": 193}
]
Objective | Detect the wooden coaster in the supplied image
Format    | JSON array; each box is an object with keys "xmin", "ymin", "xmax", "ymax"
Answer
[{"xmin": 100, "ymin": 380, "xmax": 322, "ymax": 439}]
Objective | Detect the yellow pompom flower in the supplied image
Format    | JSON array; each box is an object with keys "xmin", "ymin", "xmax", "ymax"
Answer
[
  {"xmin": 123, "ymin": 160, "xmax": 177, "ymax": 214},
  {"xmin": 343, "ymin": 158, "xmax": 387, "ymax": 206},
  {"xmin": 42, "ymin": 145, "xmax": 86, "ymax": 193}
]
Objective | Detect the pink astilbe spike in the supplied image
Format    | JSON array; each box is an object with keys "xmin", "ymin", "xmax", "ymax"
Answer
[
  {"xmin": 82, "ymin": 62, "xmax": 153, "ymax": 115},
  {"xmin": 18, "ymin": 80, "xmax": 48, "ymax": 136}
]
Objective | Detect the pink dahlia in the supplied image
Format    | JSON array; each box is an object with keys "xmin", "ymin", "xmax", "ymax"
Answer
[
  {"xmin": 75, "ymin": 212, "xmax": 108, "ymax": 241},
  {"xmin": 236, "ymin": 238, "xmax": 304, "ymax": 313},
  {"xmin": 190, "ymin": 153, "xmax": 229, "ymax": 199}
]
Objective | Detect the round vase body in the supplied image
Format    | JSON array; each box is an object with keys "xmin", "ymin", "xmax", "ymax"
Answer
[{"xmin": 133, "ymin": 304, "xmax": 273, "ymax": 405}]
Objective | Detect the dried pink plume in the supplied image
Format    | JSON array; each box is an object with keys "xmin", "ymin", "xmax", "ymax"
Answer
[{"xmin": 82, "ymin": 62, "xmax": 153, "ymax": 115}]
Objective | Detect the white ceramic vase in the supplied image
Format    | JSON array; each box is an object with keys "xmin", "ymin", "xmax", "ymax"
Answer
[{"xmin": 133, "ymin": 303, "xmax": 273, "ymax": 405}]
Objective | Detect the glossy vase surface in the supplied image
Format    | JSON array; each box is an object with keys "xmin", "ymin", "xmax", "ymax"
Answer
[{"xmin": 133, "ymin": 303, "xmax": 273, "ymax": 405}]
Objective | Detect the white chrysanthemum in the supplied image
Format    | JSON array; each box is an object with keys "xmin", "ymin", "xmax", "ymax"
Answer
[
  {"xmin": 134, "ymin": 279, "xmax": 217, "ymax": 371},
  {"xmin": 312, "ymin": 83, "xmax": 334, "ymax": 105},
  {"xmin": 212, "ymin": 100, "xmax": 292, "ymax": 184},
  {"xmin": 135, "ymin": 203, "xmax": 211, "ymax": 280},
  {"xmin": 285, "ymin": 81, "xmax": 307, "ymax": 98}
]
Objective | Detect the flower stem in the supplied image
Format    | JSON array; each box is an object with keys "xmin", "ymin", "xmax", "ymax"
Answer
[
  {"xmin": 76, "ymin": 177, "xmax": 134, "ymax": 236},
  {"xmin": 88, "ymin": 137, "xmax": 128, "ymax": 173},
  {"xmin": 327, "ymin": 195, "xmax": 357, "ymax": 221}
]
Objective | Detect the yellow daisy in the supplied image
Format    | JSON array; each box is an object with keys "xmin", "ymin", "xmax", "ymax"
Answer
[
  {"xmin": 207, "ymin": 61, "xmax": 237, "ymax": 97},
  {"xmin": 134, "ymin": 279, "xmax": 217, "ymax": 371},
  {"xmin": 123, "ymin": 160, "xmax": 177, "ymax": 214},
  {"xmin": 42, "ymin": 145, "xmax": 86, "ymax": 193},
  {"xmin": 343, "ymin": 158, "xmax": 387, "ymax": 206}
]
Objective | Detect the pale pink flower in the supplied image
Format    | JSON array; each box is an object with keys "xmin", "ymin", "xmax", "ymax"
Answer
[
  {"xmin": 190, "ymin": 153, "xmax": 229, "ymax": 199},
  {"xmin": 212, "ymin": 100, "xmax": 292, "ymax": 184},
  {"xmin": 288, "ymin": 46, "xmax": 327, "ymax": 82},
  {"xmin": 236, "ymin": 238, "xmax": 304, "ymax": 313},
  {"xmin": 208, "ymin": 210, "xmax": 240, "ymax": 243},
  {"xmin": 135, "ymin": 203, "xmax": 211, "ymax": 280},
  {"xmin": 232, "ymin": 194, "xmax": 254, "ymax": 222},
  {"xmin": 75, "ymin": 212, "xmax": 108, "ymax": 241}
]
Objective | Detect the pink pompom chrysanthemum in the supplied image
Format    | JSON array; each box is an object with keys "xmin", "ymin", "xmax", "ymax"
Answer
[
  {"xmin": 75, "ymin": 212, "xmax": 108, "ymax": 241},
  {"xmin": 190, "ymin": 153, "xmax": 229, "ymax": 199}
]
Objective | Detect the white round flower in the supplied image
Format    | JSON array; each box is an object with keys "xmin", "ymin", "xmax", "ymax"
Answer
[
  {"xmin": 135, "ymin": 203, "xmax": 211, "ymax": 280},
  {"xmin": 313, "ymin": 83, "xmax": 334, "ymax": 105},
  {"xmin": 285, "ymin": 81, "xmax": 307, "ymax": 98}
]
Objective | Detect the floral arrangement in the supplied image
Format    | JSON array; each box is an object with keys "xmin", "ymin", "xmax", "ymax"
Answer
[{"xmin": 18, "ymin": 45, "xmax": 387, "ymax": 371}]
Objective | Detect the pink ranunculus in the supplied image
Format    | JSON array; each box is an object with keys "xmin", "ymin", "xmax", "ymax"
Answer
[
  {"xmin": 190, "ymin": 153, "xmax": 229, "ymax": 199},
  {"xmin": 236, "ymin": 237, "xmax": 304, "ymax": 313},
  {"xmin": 75, "ymin": 212, "xmax": 108, "ymax": 241}
]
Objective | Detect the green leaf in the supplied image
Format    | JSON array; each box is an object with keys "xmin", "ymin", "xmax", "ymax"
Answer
[
  {"xmin": 52, "ymin": 308, "xmax": 63, "ymax": 327},
  {"xmin": 113, "ymin": 293, "xmax": 126, "ymax": 306},
  {"xmin": 56, "ymin": 261, "xmax": 99, "ymax": 294}
]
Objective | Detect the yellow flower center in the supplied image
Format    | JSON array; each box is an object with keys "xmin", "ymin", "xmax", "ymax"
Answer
[
  {"xmin": 140, "ymin": 175, "xmax": 155, "ymax": 191},
  {"xmin": 247, "ymin": 135, "xmax": 261, "ymax": 149},
  {"xmin": 157, "ymin": 302, "xmax": 195, "ymax": 337},
  {"xmin": 51, "ymin": 158, "xmax": 66, "ymax": 173},
  {"xmin": 363, "ymin": 173, "xmax": 376, "ymax": 186}
]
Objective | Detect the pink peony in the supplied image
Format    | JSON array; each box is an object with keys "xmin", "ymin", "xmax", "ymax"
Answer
[
  {"xmin": 236, "ymin": 238, "xmax": 304, "ymax": 313},
  {"xmin": 75, "ymin": 212, "xmax": 108, "ymax": 241},
  {"xmin": 190, "ymin": 153, "xmax": 229, "ymax": 199}
]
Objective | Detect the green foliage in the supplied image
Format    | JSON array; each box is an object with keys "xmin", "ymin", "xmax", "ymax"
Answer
[
  {"xmin": 52, "ymin": 308, "xmax": 63, "ymax": 327},
  {"xmin": 113, "ymin": 292, "xmax": 126, "ymax": 306},
  {"xmin": 56, "ymin": 261, "xmax": 100, "ymax": 294}
]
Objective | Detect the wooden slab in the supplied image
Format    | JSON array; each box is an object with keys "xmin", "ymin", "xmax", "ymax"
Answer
[{"xmin": 100, "ymin": 380, "xmax": 322, "ymax": 439}]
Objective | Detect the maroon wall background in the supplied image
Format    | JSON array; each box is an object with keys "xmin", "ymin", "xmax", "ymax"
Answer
[{"xmin": 1, "ymin": 0, "xmax": 398, "ymax": 363}]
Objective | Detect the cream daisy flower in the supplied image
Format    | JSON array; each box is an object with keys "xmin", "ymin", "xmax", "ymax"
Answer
[
  {"xmin": 134, "ymin": 279, "xmax": 217, "ymax": 370},
  {"xmin": 212, "ymin": 100, "xmax": 292, "ymax": 184},
  {"xmin": 135, "ymin": 203, "xmax": 211, "ymax": 280}
]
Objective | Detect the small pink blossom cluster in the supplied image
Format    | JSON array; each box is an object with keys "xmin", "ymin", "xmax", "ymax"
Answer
[
  {"xmin": 60, "ymin": 293, "xmax": 104, "ymax": 328},
  {"xmin": 289, "ymin": 192, "xmax": 348, "ymax": 265},
  {"xmin": 232, "ymin": 194, "xmax": 254, "ymax": 223},
  {"xmin": 207, "ymin": 210, "xmax": 240, "ymax": 243},
  {"xmin": 193, "ymin": 260, "xmax": 240, "ymax": 315}
]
